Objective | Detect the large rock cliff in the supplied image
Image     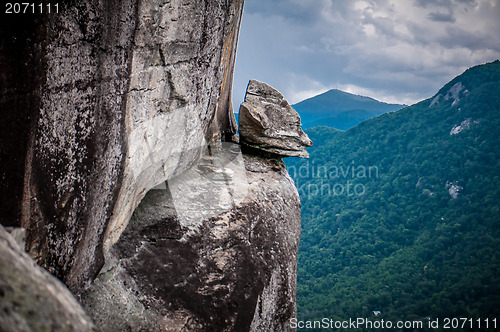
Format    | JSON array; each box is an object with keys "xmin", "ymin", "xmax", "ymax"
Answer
[
  {"xmin": 0, "ymin": 1, "xmax": 306, "ymax": 331},
  {"xmin": 1, "ymin": 0, "xmax": 243, "ymax": 293}
]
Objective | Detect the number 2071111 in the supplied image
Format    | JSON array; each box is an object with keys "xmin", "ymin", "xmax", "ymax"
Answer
[{"xmin": 5, "ymin": 3, "xmax": 59, "ymax": 14}]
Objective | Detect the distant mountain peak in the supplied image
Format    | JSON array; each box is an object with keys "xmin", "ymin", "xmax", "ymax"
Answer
[
  {"xmin": 292, "ymin": 89, "xmax": 405, "ymax": 130},
  {"xmin": 297, "ymin": 89, "xmax": 384, "ymax": 106}
]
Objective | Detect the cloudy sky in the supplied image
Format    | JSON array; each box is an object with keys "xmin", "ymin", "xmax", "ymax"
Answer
[{"xmin": 232, "ymin": 0, "xmax": 500, "ymax": 107}]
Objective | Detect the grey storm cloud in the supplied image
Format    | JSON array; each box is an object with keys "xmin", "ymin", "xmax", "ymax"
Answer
[
  {"xmin": 232, "ymin": 0, "xmax": 500, "ymax": 107},
  {"xmin": 427, "ymin": 11, "xmax": 456, "ymax": 22}
]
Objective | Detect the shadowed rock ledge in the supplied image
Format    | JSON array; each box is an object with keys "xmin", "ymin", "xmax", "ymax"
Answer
[{"xmin": 82, "ymin": 143, "xmax": 301, "ymax": 331}]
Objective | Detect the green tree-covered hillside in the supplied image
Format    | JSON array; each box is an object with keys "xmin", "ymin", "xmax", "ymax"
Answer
[{"xmin": 286, "ymin": 60, "xmax": 500, "ymax": 330}]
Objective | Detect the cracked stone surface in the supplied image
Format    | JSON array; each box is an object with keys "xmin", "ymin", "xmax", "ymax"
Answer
[{"xmin": 239, "ymin": 80, "xmax": 312, "ymax": 158}]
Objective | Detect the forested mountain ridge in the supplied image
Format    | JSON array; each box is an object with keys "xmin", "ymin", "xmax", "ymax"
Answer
[
  {"xmin": 292, "ymin": 89, "xmax": 405, "ymax": 129},
  {"xmin": 286, "ymin": 60, "xmax": 500, "ymax": 330}
]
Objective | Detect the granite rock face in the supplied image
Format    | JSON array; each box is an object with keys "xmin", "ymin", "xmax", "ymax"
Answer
[
  {"xmin": 82, "ymin": 143, "xmax": 301, "ymax": 331},
  {"xmin": 0, "ymin": 0, "xmax": 244, "ymax": 293},
  {"xmin": 105, "ymin": 0, "xmax": 245, "ymax": 257},
  {"xmin": 0, "ymin": 226, "xmax": 94, "ymax": 332},
  {"xmin": 239, "ymin": 80, "xmax": 312, "ymax": 158},
  {"xmin": 1, "ymin": 1, "xmax": 306, "ymax": 331}
]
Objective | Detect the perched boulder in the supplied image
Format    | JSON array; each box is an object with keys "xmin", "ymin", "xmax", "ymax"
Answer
[
  {"xmin": 82, "ymin": 142, "xmax": 300, "ymax": 331},
  {"xmin": 0, "ymin": 226, "xmax": 94, "ymax": 332},
  {"xmin": 239, "ymin": 80, "xmax": 312, "ymax": 158}
]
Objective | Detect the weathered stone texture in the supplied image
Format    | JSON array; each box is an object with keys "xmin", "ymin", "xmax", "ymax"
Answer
[
  {"xmin": 105, "ymin": 0, "xmax": 244, "ymax": 276},
  {"xmin": 1, "ymin": 0, "xmax": 244, "ymax": 294},
  {"xmin": 239, "ymin": 80, "xmax": 312, "ymax": 158},
  {"xmin": 0, "ymin": 226, "xmax": 95, "ymax": 332},
  {"xmin": 1, "ymin": 2, "xmax": 307, "ymax": 331},
  {"xmin": 82, "ymin": 143, "xmax": 300, "ymax": 331},
  {"xmin": 22, "ymin": 0, "xmax": 139, "ymax": 293}
]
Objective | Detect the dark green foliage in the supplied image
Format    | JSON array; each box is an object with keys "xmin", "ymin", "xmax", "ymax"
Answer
[
  {"xmin": 286, "ymin": 60, "xmax": 500, "ymax": 330},
  {"xmin": 292, "ymin": 89, "xmax": 405, "ymax": 129}
]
